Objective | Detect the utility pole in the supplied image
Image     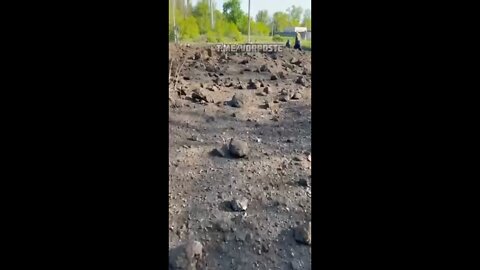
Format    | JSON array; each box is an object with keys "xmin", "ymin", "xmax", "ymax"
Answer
[
  {"xmin": 248, "ymin": 0, "xmax": 251, "ymax": 43},
  {"xmin": 210, "ymin": 0, "xmax": 214, "ymax": 29},
  {"xmin": 271, "ymin": 20, "xmax": 274, "ymax": 36},
  {"xmin": 173, "ymin": 0, "xmax": 177, "ymax": 43}
]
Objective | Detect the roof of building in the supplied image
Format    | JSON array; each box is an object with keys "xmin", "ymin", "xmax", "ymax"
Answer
[{"xmin": 284, "ymin": 27, "xmax": 308, "ymax": 32}]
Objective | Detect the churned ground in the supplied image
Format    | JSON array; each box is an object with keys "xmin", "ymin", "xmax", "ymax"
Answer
[{"xmin": 169, "ymin": 43, "xmax": 311, "ymax": 270}]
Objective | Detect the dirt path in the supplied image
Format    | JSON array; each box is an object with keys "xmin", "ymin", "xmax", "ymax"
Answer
[{"xmin": 169, "ymin": 44, "xmax": 312, "ymax": 270}]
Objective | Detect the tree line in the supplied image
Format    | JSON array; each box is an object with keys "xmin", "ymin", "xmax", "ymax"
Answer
[{"xmin": 169, "ymin": 0, "xmax": 311, "ymax": 42}]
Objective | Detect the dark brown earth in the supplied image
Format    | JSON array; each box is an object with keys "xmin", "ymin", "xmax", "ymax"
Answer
[{"xmin": 169, "ymin": 43, "xmax": 311, "ymax": 270}]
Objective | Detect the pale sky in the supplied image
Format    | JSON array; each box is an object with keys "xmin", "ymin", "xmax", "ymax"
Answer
[{"xmin": 190, "ymin": 0, "xmax": 311, "ymax": 19}]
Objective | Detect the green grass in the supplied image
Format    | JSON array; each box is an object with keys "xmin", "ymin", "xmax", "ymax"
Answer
[{"xmin": 171, "ymin": 34, "xmax": 311, "ymax": 50}]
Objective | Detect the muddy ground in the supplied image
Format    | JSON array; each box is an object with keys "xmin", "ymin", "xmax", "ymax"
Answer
[{"xmin": 169, "ymin": 43, "xmax": 312, "ymax": 270}]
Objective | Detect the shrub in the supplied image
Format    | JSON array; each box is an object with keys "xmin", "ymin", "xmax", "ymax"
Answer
[
  {"xmin": 178, "ymin": 17, "xmax": 200, "ymax": 40},
  {"xmin": 206, "ymin": 31, "xmax": 217, "ymax": 43},
  {"xmin": 272, "ymin": 34, "xmax": 283, "ymax": 42}
]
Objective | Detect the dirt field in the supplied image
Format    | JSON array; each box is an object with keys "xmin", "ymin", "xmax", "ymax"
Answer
[{"xmin": 169, "ymin": 43, "xmax": 311, "ymax": 270}]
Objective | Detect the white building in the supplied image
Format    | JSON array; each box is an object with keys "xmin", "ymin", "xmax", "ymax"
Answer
[{"xmin": 281, "ymin": 27, "xmax": 311, "ymax": 40}]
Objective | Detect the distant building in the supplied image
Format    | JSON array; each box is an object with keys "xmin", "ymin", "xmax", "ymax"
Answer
[{"xmin": 279, "ymin": 27, "xmax": 311, "ymax": 40}]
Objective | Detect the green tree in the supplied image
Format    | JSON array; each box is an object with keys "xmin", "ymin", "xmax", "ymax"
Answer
[
  {"xmin": 255, "ymin": 10, "xmax": 270, "ymax": 24},
  {"xmin": 273, "ymin": 12, "xmax": 290, "ymax": 32},
  {"xmin": 302, "ymin": 9, "xmax": 311, "ymax": 30},
  {"xmin": 236, "ymin": 14, "xmax": 250, "ymax": 34},
  {"xmin": 178, "ymin": 16, "xmax": 200, "ymax": 39},
  {"xmin": 223, "ymin": 0, "xmax": 244, "ymax": 25},
  {"xmin": 252, "ymin": 21, "xmax": 270, "ymax": 36},
  {"xmin": 193, "ymin": 0, "xmax": 212, "ymax": 34},
  {"xmin": 286, "ymin": 5, "xmax": 303, "ymax": 24}
]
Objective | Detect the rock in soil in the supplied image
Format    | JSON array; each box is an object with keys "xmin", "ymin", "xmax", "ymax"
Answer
[
  {"xmin": 229, "ymin": 138, "xmax": 249, "ymax": 158},
  {"xmin": 229, "ymin": 93, "xmax": 250, "ymax": 108},
  {"xmin": 170, "ymin": 240, "xmax": 204, "ymax": 270},
  {"xmin": 296, "ymin": 76, "xmax": 307, "ymax": 86},
  {"xmin": 298, "ymin": 179, "xmax": 309, "ymax": 187},
  {"xmin": 212, "ymin": 144, "xmax": 229, "ymax": 157},
  {"xmin": 294, "ymin": 222, "xmax": 311, "ymax": 245},
  {"xmin": 191, "ymin": 88, "xmax": 208, "ymax": 103},
  {"xmin": 231, "ymin": 197, "xmax": 249, "ymax": 211},
  {"xmin": 292, "ymin": 91, "xmax": 303, "ymax": 100},
  {"xmin": 247, "ymin": 79, "xmax": 261, "ymax": 89}
]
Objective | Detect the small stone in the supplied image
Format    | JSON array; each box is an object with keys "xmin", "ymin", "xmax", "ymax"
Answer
[
  {"xmin": 293, "ymin": 156, "xmax": 303, "ymax": 162},
  {"xmin": 230, "ymin": 93, "xmax": 249, "ymax": 108},
  {"xmin": 212, "ymin": 147, "xmax": 227, "ymax": 157},
  {"xmin": 292, "ymin": 91, "xmax": 302, "ymax": 100},
  {"xmin": 185, "ymin": 240, "xmax": 203, "ymax": 260},
  {"xmin": 231, "ymin": 197, "xmax": 249, "ymax": 211},
  {"xmin": 247, "ymin": 79, "xmax": 260, "ymax": 89},
  {"xmin": 294, "ymin": 222, "xmax": 311, "ymax": 245},
  {"xmin": 270, "ymin": 74, "xmax": 278, "ymax": 80},
  {"xmin": 295, "ymin": 76, "xmax": 307, "ymax": 86},
  {"xmin": 229, "ymin": 138, "xmax": 249, "ymax": 158},
  {"xmin": 291, "ymin": 58, "xmax": 302, "ymax": 66},
  {"xmin": 298, "ymin": 179, "xmax": 308, "ymax": 187}
]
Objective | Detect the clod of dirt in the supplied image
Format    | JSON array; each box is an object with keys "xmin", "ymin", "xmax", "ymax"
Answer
[
  {"xmin": 263, "ymin": 100, "xmax": 274, "ymax": 110},
  {"xmin": 236, "ymin": 83, "xmax": 246, "ymax": 89},
  {"xmin": 229, "ymin": 93, "xmax": 250, "ymax": 108},
  {"xmin": 219, "ymin": 52, "xmax": 228, "ymax": 60},
  {"xmin": 298, "ymin": 179, "xmax": 309, "ymax": 187},
  {"xmin": 296, "ymin": 76, "xmax": 307, "ymax": 86},
  {"xmin": 230, "ymin": 197, "xmax": 249, "ymax": 211},
  {"xmin": 229, "ymin": 138, "xmax": 249, "ymax": 158},
  {"xmin": 263, "ymin": 87, "xmax": 271, "ymax": 94},
  {"xmin": 260, "ymin": 64, "xmax": 268, "ymax": 72},
  {"xmin": 293, "ymin": 156, "xmax": 303, "ymax": 162},
  {"xmin": 191, "ymin": 88, "xmax": 212, "ymax": 103},
  {"xmin": 270, "ymin": 74, "xmax": 278, "ymax": 80},
  {"xmin": 194, "ymin": 52, "xmax": 202, "ymax": 60},
  {"xmin": 169, "ymin": 240, "xmax": 204, "ymax": 270},
  {"xmin": 240, "ymin": 59, "xmax": 248, "ymax": 64},
  {"xmin": 279, "ymin": 89, "xmax": 291, "ymax": 102},
  {"xmin": 257, "ymin": 91, "xmax": 267, "ymax": 97},
  {"xmin": 294, "ymin": 222, "xmax": 311, "ymax": 245},
  {"xmin": 211, "ymin": 145, "xmax": 229, "ymax": 157},
  {"xmin": 247, "ymin": 79, "xmax": 260, "ymax": 89},
  {"xmin": 206, "ymin": 85, "xmax": 219, "ymax": 92},
  {"xmin": 291, "ymin": 57, "xmax": 302, "ymax": 66},
  {"xmin": 206, "ymin": 65, "xmax": 217, "ymax": 72},
  {"xmin": 292, "ymin": 91, "xmax": 303, "ymax": 100}
]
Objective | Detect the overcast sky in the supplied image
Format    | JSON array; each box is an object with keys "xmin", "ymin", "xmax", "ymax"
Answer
[{"xmin": 190, "ymin": 0, "xmax": 311, "ymax": 17}]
